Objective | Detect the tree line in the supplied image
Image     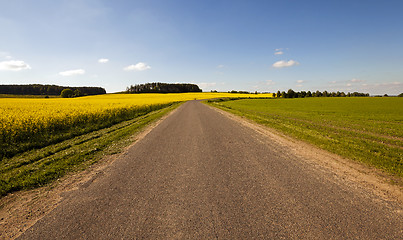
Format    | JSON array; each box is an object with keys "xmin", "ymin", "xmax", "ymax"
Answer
[
  {"xmin": 275, "ymin": 89, "xmax": 369, "ymax": 98},
  {"xmin": 126, "ymin": 82, "xmax": 202, "ymax": 93},
  {"xmin": 0, "ymin": 84, "xmax": 106, "ymax": 96}
]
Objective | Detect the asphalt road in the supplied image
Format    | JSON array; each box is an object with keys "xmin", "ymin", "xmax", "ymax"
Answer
[{"xmin": 18, "ymin": 101, "xmax": 402, "ymax": 239}]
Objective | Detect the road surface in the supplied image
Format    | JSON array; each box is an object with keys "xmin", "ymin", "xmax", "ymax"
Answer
[{"xmin": 18, "ymin": 101, "xmax": 402, "ymax": 239}]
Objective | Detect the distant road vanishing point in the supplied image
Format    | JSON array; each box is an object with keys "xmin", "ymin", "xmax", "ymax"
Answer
[{"xmin": 19, "ymin": 101, "xmax": 402, "ymax": 239}]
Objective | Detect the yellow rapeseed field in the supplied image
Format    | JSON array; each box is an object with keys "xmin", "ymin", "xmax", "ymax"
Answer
[{"xmin": 0, "ymin": 92, "xmax": 270, "ymax": 158}]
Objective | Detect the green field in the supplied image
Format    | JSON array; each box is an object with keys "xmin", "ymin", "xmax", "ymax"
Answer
[{"xmin": 208, "ymin": 97, "xmax": 403, "ymax": 177}]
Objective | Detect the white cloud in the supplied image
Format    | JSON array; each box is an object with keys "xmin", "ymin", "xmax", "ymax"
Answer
[
  {"xmin": 376, "ymin": 81, "xmax": 401, "ymax": 87},
  {"xmin": 360, "ymin": 81, "xmax": 402, "ymax": 95},
  {"xmin": 197, "ymin": 82, "xmax": 217, "ymax": 89},
  {"xmin": 296, "ymin": 80, "xmax": 304, "ymax": 88},
  {"xmin": 217, "ymin": 64, "xmax": 225, "ymax": 68},
  {"xmin": 366, "ymin": 82, "xmax": 401, "ymax": 87},
  {"xmin": 350, "ymin": 78, "xmax": 364, "ymax": 83},
  {"xmin": 274, "ymin": 48, "xmax": 284, "ymax": 55},
  {"xmin": 329, "ymin": 79, "xmax": 364, "ymax": 86},
  {"xmin": 253, "ymin": 80, "xmax": 276, "ymax": 90},
  {"xmin": 124, "ymin": 62, "xmax": 151, "ymax": 71},
  {"xmin": 272, "ymin": 60, "xmax": 300, "ymax": 68},
  {"xmin": 266, "ymin": 80, "xmax": 275, "ymax": 85},
  {"xmin": 59, "ymin": 69, "xmax": 85, "ymax": 76},
  {"xmin": 0, "ymin": 52, "xmax": 13, "ymax": 60},
  {"xmin": 327, "ymin": 80, "xmax": 401, "ymax": 95},
  {"xmin": 0, "ymin": 60, "xmax": 31, "ymax": 71},
  {"xmin": 98, "ymin": 58, "xmax": 109, "ymax": 63}
]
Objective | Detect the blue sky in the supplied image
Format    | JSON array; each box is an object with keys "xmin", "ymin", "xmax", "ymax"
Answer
[{"xmin": 0, "ymin": 0, "xmax": 402, "ymax": 94}]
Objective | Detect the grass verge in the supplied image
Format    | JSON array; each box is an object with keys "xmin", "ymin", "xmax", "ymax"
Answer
[
  {"xmin": 0, "ymin": 103, "xmax": 180, "ymax": 197},
  {"xmin": 206, "ymin": 98, "xmax": 402, "ymax": 178}
]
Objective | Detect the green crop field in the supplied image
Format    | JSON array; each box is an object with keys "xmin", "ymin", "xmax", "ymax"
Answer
[{"xmin": 208, "ymin": 97, "xmax": 403, "ymax": 177}]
